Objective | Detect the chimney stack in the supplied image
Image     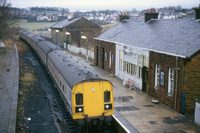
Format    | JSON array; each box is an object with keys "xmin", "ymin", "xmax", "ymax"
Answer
[
  {"xmin": 119, "ymin": 12, "xmax": 130, "ymax": 22},
  {"xmin": 144, "ymin": 9, "xmax": 159, "ymax": 22},
  {"xmin": 194, "ymin": 4, "xmax": 200, "ymax": 19}
]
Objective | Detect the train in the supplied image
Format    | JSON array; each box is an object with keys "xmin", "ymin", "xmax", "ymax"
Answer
[{"xmin": 19, "ymin": 31, "xmax": 114, "ymax": 126}]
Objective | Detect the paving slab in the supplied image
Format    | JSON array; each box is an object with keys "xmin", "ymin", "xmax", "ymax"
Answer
[{"xmin": 0, "ymin": 46, "xmax": 19, "ymax": 133}]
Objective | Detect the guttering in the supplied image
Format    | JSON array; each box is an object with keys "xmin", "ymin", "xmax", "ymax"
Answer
[
  {"xmin": 175, "ymin": 56, "xmax": 179, "ymax": 110},
  {"xmin": 94, "ymin": 38, "xmax": 186, "ymax": 58}
]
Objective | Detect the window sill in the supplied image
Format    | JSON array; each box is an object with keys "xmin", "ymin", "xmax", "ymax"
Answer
[
  {"xmin": 154, "ymin": 86, "xmax": 159, "ymax": 91},
  {"xmin": 168, "ymin": 93, "xmax": 173, "ymax": 97}
]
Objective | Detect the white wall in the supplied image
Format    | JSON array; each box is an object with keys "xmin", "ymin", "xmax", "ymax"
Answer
[
  {"xmin": 67, "ymin": 45, "xmax": 94, "ymax": 60},
  {"xmin": 115, "ymin": 44, "xmax": 149, "ymax": 90}
]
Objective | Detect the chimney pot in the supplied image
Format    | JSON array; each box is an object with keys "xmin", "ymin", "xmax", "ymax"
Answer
[
  {"xmin": 151, "ymin": 9, "xmax": 153, "ymax": 13},
  {"xmin": 121, "ymin": 12, "xmax": 123, "ymax": 15},
  {"xmin": 147, "ymin": 9, "xmax": 149, "ymax": 13},
  {"xmin": 154, "ymin": 9, "xmax": 156, "ymax": 13}
]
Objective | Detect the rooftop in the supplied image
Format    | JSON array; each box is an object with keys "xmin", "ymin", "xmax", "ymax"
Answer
[
  {"xmin": 96, "ymin": 18, "xmax": 200, "ymax": 58},
  {"xmin": 50, "ymin": 17, "xmax": 81, "ymax": 29}
]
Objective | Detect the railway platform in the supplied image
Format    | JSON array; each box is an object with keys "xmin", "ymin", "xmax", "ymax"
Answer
[
  {"xmin": 72, "ymin": 54, "xmax": 200, "ymax": 133},
  {"xmin": 0, "ymin": 46, "xmax": 19, "ymax": 133}
]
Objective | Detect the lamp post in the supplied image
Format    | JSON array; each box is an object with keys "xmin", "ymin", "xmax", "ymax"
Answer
[
  {"xmin": 55, "ymin": 29, "xmax": 59, "ymax": 47},
  {"xmin": 81, "ymin": 35, "xmax": 88, "ymax": 61},
  {"xmin": 66, "ymin": 32, "xmax": 71, "ymax": 52}
]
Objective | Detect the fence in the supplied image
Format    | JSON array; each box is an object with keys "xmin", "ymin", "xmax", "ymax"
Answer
[
  {"xmin": 194, "ymin": 99, "xmax": 200, "ymax": 125},
  {"xmin": 67, "ymin": 44, "xmax": 94, "ymax": 60}
]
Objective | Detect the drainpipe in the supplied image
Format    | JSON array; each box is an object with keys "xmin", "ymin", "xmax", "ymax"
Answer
[{"xmin": 175, "ymin": 56, "xmax": 179, "ymax": 110}]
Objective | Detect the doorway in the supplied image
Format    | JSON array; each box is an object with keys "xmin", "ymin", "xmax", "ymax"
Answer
[
  {"xmin": 142, "ymin": 66, "xmax": 148, "ymax": 93},
  {"xmin": 102, "ymin": 48, "xmax": 104, "ymax": 69}
]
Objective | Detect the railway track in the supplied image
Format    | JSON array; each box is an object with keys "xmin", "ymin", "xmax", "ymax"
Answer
[{"xmin": 53, "ymin": 84, "xmax": 79, "ymax": 133}]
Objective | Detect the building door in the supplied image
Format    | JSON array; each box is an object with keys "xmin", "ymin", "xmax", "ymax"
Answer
[
  {"xmin": 180, "ymin": 92, "xmax": 186, "ymax": 114},
  {"xmin": 142, "ymin": 66, "xmax": 148, "ymax": 92},
  {"xmin": 102, "ymin": 48, "xmax": 104, "ymax": 69},
  {"xmin": 96, "ymin": 46, "xmax": 99, "ymax": 66}
]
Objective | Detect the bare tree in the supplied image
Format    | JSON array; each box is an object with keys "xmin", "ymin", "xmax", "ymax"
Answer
[{"xmin": 0, "ymin": 0, "xmax": 18, "ymax": 39}]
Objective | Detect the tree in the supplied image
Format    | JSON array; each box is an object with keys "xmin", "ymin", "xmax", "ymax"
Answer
[{"xmin": 0, "ymin": 0, "xmax": 18, "ymax": 39}]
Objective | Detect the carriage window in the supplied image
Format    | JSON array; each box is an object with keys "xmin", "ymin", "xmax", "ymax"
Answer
[
  {"xmin": 62, "ymin": 85, "xmax": 64, "ymax": 92},
  {"xmin": 76, "ymin": 93, "xmax": 83, "ymax": 105},
  {"xmin": 104, "ymin": 91, "xmax": 110, "ymax": 102}
]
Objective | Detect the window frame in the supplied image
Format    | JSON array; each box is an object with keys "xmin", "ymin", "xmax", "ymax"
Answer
[
  {"xmin": 76, "ymin": 93, "xmax": 83, "ymax": 105},
  {"xmin": 155, "ymin": 64, "xmax": 160, "ymax": 89},
  {"xmin": 168, "ymin": 68, "xmax": 174, "ymax": 96}
]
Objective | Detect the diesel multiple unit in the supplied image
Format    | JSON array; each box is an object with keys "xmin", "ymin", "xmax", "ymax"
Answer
[{"xmin": 19, "ymin": 31, "xmax": 114, "ymax": 126}]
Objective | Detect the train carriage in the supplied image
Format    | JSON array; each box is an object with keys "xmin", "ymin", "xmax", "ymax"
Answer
[
  {"xmin": 30, "ymin": 35, "xmax": 44, "ymax": 51},
  {"xmin": 19, "ymin": 30, "xmax": 114, "ymax": 127},
  {"xmin": 36, "ymin": 41, "xmax": 59, "ymax": 65},
  {"xmin": 47, "ymin": 50, "xmax": 114, "ymax": 126}
]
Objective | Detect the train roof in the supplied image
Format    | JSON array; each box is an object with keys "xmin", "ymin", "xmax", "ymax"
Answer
[
  {"xmin": 48, "ymin": 49, "xmax": 103, "ymax": 89},
  {"xmin": 37, "ymin": 41, "xmax": 60, "ymax": 54},
  {"xmin": 27, "ymin": 32, "xmax": 36, "ymax": 38},
  {"xmin": 31, "ymin": 35, "xmax": 45, "ymax": 43}
]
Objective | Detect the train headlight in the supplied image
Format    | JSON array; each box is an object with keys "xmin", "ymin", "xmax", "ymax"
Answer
[
  {"xmin": 104, "ymin": 104, "xmax": 112, "ymax": 110},
  {"xmin": 75, "ymin": 107, "xmax": 83, "ymax": 113},
  {"xmin": 78, "ymin": 108, "xmax": 82, "ymax": 112}
]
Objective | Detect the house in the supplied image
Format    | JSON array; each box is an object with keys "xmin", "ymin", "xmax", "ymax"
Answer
[
  {"xmin": 94, "ymin": 7, "xmax": 200, "ymax": 113},
  {"xmin": 94, "ymin": 12, "xmax": 148, "ymax": 89},
  {"xmin": 50, "ymin": 17, "xmax": 102, "ymax": 51},
  {"xmin": 148, "ymin": 6, "xmax": 200, "ymax": 113},
  {"xmin": 36, "ymin": 15, "xmax": 48, "ymax": 21},
  {"xmin": 157, "ymin": 9, "xmax": 176, "ymax": 19}
]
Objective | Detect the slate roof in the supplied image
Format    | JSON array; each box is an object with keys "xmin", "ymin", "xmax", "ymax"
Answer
[
  {"xmin": 95, "ymin": 18, "xmax": 200, "ymax": 58},
  {"xmin": 50, "ymin": 18, "xmax": 81, "ymax": 29}
]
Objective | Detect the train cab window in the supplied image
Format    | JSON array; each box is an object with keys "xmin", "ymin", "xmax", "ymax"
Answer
[
  {"xmin": 76, "ymin": 93, "xmax": 83, "ymax": 105},
  {"xmin": 104, "ymin": 91, "xmax": 110, "ymax": 102}
]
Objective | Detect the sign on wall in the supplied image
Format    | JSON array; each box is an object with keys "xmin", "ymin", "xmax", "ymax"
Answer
[{"xmin": 160, "ymin": 71, "xmax": 165, "ymax": 86}]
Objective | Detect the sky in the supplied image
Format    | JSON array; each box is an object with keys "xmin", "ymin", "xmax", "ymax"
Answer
[{"xmin": 9, "ymin": 0, "xmax": 199, "ymax": 12}]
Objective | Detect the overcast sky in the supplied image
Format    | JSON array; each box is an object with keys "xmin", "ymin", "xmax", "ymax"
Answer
[{"xmin": 9, "ymin": 0, "xmax": 199, "ymax": 11}]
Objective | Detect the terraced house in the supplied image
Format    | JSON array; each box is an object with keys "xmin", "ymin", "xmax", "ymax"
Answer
[{"xmin": 94, "ymin": 7, "xmax": 200, "ymax": 113}]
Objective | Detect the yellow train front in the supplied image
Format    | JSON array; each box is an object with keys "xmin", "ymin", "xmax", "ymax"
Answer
[{"xmin": 72, "ymin": 79, "xmax": 114, "ymax": 126}]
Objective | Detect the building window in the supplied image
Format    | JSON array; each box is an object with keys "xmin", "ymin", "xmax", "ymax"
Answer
[
  {"xmin": 155, "ymin": 64, "xmax": 160, "ymax": 89},
  {"xmin": 138, "ymin": 55, "xmax": 143, "ymax": 79},
  {"xmin": 168, "ymin": 68, "xmax": 174, "ymax": 96},
  {"xmin": 105, "ymin": 52, "xmax": 107, "ymax": 61},
  {"xmin": 112, "ymin": 54, "xmax": 114, "ymax": 64},
  {"xmin": 123, "ymin": 61, "xmax": 136, "ymax": 76},
  {"xmin": 138, "ymin": 55, "xmax": 143, "ymax": 66},
  {"xmin": 109, "ymin": 50, "xmax": 111, "ymax": 68},
  {"xmin": 144, "ymin": 56, "xmax": 149, "ymax": 67},
  {"xmin": 131, "ymin": 64, "xmax": 136, "ymax": 76},
  {"xmin": 138, "ymin": 66, "xmax": 142, "ymax": 79},
  {"xmin": 119, "ymin": 50, "xmax": 123, "ymax": 70}
]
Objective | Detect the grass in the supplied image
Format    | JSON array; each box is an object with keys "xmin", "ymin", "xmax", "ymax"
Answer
[{"xmin": 16, "ymin": 19, "xmax": 57, "ymax": 32}]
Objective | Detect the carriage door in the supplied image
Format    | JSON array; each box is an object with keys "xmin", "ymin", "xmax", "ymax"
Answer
[{"xmin": 84, "ymin": 82, "xmax": 102, "ymax": 117}]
